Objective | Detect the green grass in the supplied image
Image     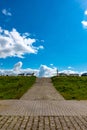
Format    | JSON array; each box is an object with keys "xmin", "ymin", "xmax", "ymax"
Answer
[
  {"xmin": 51, "ymin": 76, "xmax": 87, "ymax": 100},
  {"xmin": 0, "ymin": 76, "xmax": 36, "ymax": 99}
]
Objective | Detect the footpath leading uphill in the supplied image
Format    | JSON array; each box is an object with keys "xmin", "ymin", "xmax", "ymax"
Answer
[
  {"xmin": 0, "ymin": 78, "xmax": 87, "ymax": 129},
  {"xmin": 20, "ymin": 78, "xmax": 64, "ymax": 100}
]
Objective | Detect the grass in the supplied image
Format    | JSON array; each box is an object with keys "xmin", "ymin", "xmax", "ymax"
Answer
[
  {"xmin": 51, "ymin": 76, "xmax": 87, "ymax": 100},
  {"xmin": 0, "ymin": 76, "xmax": 36, "ymax": 99}
]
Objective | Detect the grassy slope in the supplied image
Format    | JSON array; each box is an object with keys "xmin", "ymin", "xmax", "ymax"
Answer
[
  {"xmin": 52, "ymin": 76, "xmax": 87, "ymax": 100},
  {"xmin": 0, "ymin": 76, "xmax": 36, "ymax": 99}
]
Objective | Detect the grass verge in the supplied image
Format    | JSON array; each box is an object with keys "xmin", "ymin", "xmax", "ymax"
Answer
[
  {"xmin": 0, "ymin": 76, "xmax": 36, "ymax": 99},
  {"xmin": 51, "ymin": 76, "xmax": 87, "ymax": 100}
]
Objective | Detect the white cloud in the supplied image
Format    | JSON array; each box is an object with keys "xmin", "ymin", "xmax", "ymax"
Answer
[
  {"xmin": 40, "ymin": 46, "xmax": 44, "ymax": 49},
  {"xmin": 59, "ymin": 70, "xmax": 79, "ymax": 75},
  {"xmin": 0, "ymin": 62, "xmax": 81, "ymax": 77},
  {"xmin": 50, "ymin": 64, "xmax": 53, "ymax": 66},
  {"xmin": 2, "ymin": 9, "xmax": 12, "ymax": 16},
  {"xmin": 80, "ymin": 71, "xmax": 87, "ymax": 75},
  {"xmin": 84, "ymin": 10, "xmax": 87, "ymax": 15},
  {"xmin": 81, "ymin": 20, "xmax": 87, "ymax": 28},
  {"xmin": 22, "ymin": 32, "xmax": 30, "ymax": 38},
  {"xmin": 0, "ymin": 63, "xmax": 57, "ymax": 77},
  {"xmin": 81, "ymin": 10, "xmax": 87, "ymax": 29},
  {"xmin": 68, "ymin": 66, "xmax": 72, "ymax": 69},
  {"xmin": 38, "ymin": 65, "xmax": 57, "ymax": 77},
  {"xmin": 13, "ymin": 62, "xmax": 22, "ymax": 72},
  {"xmin": 0, "ymin": 27, "xmax": 44, "ymax": 58}
]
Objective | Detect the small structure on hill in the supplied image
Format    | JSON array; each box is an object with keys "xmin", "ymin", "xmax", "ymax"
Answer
[
  {"xmin": 81, "ymin": 73, "xmax": 87, "ymax": 76},
  {"xmin": 59, "ymin": 73, "xmax": 67, "ymax": 76},
  {"xmin": 18, "ymin": 73, "xmax": 25, "ymax": 76},
  {"xmin": 26, "ymin": 73, "xmax": 34, "ymax": 76},
  {"xmin": 18, "ymin": 72, "xmax": 34, "ymax": 76}
]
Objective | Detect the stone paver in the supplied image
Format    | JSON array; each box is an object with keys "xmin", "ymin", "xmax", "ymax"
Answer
[
  {"xmin": 0, "ymin": 78, "xmax": 87, "ymax": 129},
  {"xmin": 20, "ymin": 78, "xmax": 64, "ymax": 100},
  {"xmin": 0, "ymin": 116, "xmax": 87, "ymax": 130},
  {"xmin": 0, "ymin": 100, "xmax": 87, "ymax": 116}
]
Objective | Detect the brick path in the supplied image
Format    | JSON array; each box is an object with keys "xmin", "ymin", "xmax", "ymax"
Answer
[
  {"xmin": 0, "ymin": 78, "xmax": 87, "ymax": 129},
  {"xmin": 0, "ymin": 116, "xmax": 87, "ymax": 130},
  {"xmin": 0, "ymin": 100, "xmax": 87, "ymax": 116}
]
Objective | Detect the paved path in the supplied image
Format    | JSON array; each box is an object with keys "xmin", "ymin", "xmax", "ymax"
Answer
[
  {"xmin": 0, "ymin": 100, "xmax": 87, "ymax": 116},
  {"xmin": 20, "ymin": 78, "xmax": 64, "ymax": 100},
  {"xmin": 1, "ymin": 115, "xmax": 87, "ymax": 130},
  {"xmin": 0, "ymin": 78, "xmax": 87, "ymax": 129}
]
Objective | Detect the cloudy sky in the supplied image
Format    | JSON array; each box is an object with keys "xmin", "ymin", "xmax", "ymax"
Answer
[{"xmin": 0, "ymin": 0, "xmax": 87, "ymax": 77}]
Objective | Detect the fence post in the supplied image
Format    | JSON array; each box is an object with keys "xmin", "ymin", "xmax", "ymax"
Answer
[{"xmin": 57, "ymin": 69, "xmax": 59, "ymax": 76}]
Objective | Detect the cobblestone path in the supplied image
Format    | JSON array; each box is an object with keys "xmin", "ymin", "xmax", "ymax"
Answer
[
  {"xmin": 0, "ymin": 116, "xmax": 87, "ymax": 130},
  {"xmin": 0, "ymin": 78, "xmax": 87, "ymax": 129}
]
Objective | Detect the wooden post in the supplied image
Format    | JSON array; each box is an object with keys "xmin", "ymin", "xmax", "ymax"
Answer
[{"xmin": 57, "ymin": 69, "xmax": 58, "ymax": 76}]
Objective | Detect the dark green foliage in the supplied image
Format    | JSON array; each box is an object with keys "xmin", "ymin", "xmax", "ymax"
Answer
[
  {"xmin": 0, "ymin": 76, "xmax": 36, "ymax": 99},
  {"xmin": 51, "ymin": 76, "xmax": 87, "ymax": 100}
]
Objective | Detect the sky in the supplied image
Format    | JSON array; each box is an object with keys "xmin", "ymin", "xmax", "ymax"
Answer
[{"xmin": 0, "ymin": 0, "xmax": 87, "ymax": 77}]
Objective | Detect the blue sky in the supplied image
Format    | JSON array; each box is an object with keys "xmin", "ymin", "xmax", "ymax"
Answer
[{"xmin": 0, "ymin": 0, "xmax": 87, "ymax": 76}]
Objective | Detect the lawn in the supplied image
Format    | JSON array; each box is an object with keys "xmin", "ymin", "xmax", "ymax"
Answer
[
  {"xmin": 0, "ymin": 76, "xmax": 36, "ymax": 99},
  {"xmin": 51, "ymin": 76, "xmax": 87, "ymax": 100}
]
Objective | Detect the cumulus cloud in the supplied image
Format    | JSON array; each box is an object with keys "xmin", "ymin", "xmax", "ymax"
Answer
[
  {"xmin": 81, "ymin": 9, "xmax": 87, "ymax": 29},
  {"xmin": 81, "ymin": 20, "xmax": 87, "ymax": 28},
  {"xmin": 84, "ymin": 10, "xmax": 87, "ymax": 15},
  {"xmin": 59, "ymin": 69, "xmax": 79, "ymax": 75},
  {"xmin": 2, "ymin": 9, "xmax": 12, "ymax": 16},
  {"xmin": 0, "ymin": 62, "xmax": 38, "ymax": 76},
  {"xmin": 38, "ymin": 65, "xmax": 57, "ymax": 77},
  {"xmin": 0, "ymin": 62, "xmax": 57, "ymax": 77},
  {"xmin": 0, "ymin": 62, "xmax": 81, "ymax": 77},
  {"xmin": 13, "ymin": 62, "xmax": 22, "ymax": 72},
  {"xmin": 0, "ymin": 27, "xmax": 44, "ymax": 58}
]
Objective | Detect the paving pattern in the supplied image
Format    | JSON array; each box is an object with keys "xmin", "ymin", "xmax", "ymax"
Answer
[
  {"xmin": 20, "ymin": 78, "xmax": 64, "ymax": 100},
  {"xmin": 0, "ymin": 78, "xmax": 87, "ymax": 129},
  {"xmin": 0, "ymin": 115, "xmax": 87, "ymax": 130},
  {"xmin": 0, "ymin": 100, "xmax": 87, "ymax": 116}
]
